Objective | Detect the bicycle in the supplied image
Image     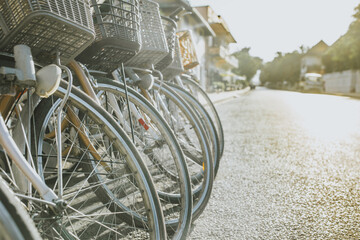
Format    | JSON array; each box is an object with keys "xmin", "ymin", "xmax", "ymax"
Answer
[
  {"xmin": 77, "ymin": 0, "xmax": 215, "ymax": 229},
  {"xmin": 156, "ymin": 16, "xmax": 224, "ymax": 178},
  {"xmin": 74, "ymin": 0, "xmax": 195, "ymax": 238},
  {"xmin": 0, "ymin": 50, "xmax": 167, "ymax": 240},
  {"xmin": 0, "ymin": 1, "xmax": 167, "ymax": 238}
]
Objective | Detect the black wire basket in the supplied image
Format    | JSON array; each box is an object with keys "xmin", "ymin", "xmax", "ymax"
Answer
[
  {"xmin": 154, "ymin": 16, "xmax": 177, "ymax": 71},
  {"xmin": 0, "ymin": 0, "xmax": 95, "ymax": 65},
  {"xmin": 77, "ymin": 0, "xmax": 141, "ymax": 72},
  {"xmin": 125, "ymin": 0, "xmax": 168, "ymax": 69}
]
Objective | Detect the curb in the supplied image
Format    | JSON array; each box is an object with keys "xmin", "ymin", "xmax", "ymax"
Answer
[
  {"xmin": 267, "ymin": 87, "xmax": 360, "ymax": 100},
  {"xmin": 325, "ymin": 92, "xmax": 360, "ymax": 99},
  {"xmin": 209, "ymin": 87, "xmax": 251, "ymax": 105},
  {"xmin": 295, "ymin": 89, "xmax": 360, "ymax": 100}
]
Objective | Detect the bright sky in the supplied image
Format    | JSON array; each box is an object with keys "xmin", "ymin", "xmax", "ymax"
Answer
[{"xmin": 190, "ymin": 0, "xmax": 359, "ymax": 62}]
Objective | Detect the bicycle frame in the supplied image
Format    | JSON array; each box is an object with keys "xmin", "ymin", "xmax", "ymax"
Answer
[
  {"xmin": 0, "ymin": 45, "xmax": 70, "ymax": 210},
  {"xmin": 70, "ymin": 62, "xmax": 164, "ymax": 146},
  {"xmin": 0, "ymin": 114, "xmax": 58, "ymax": 205}
]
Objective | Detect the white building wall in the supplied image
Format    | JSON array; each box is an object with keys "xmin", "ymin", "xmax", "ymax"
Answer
[
  {"xmin": 324, "ymin": 70, "xmax": 357, "ymax": 93},
  {"xmin": 191, "ymin": 33, "xmax": 207, "ymax": 89},
  {"xmin": 354, "ymin": 71, "xmax": 360, "ymax": 93},
  {"xmin": 302, "ymin": 56, "xmax": 322, "ymax": 67}
]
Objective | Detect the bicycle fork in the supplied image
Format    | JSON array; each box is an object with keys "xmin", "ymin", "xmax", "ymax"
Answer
[{"xmin": 0, "ymin": 45, "xmax": 65, "ymax": 209}]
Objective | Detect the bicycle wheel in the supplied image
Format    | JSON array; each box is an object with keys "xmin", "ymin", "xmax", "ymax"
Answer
[
  {"xmin": 94, "ymin": 77, "xmax": 192, "ymax": 238},
  {"xmin": 0, "ymin": 175, "xmax": 41, "ymax": 240},
  {"xmin": 177, "ymin": 76, "xmax": 224, "ymax": 159},
  {"xmin": 166, "ymin": 83, "xmax": 221, "ymax": 177},
  {"xmin": 28, "ymin": 80, "xmax": 166, "ymax": 239},
  {"xmin": 150, "ymin": 80, "xmax": 214, "ymax": 221}
]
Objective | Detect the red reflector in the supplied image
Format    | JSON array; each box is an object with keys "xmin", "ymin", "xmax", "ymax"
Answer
[{"xmin": 138, "ymin": 118, "xmax": 149, "ymax": 130}]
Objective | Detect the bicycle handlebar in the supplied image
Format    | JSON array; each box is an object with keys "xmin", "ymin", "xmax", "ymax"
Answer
[{"xmin": 169, "ymin": 7, "xmax": 185, "ymax": 22}]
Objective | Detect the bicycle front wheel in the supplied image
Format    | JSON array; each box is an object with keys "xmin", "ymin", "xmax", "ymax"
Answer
[
  {"xmin": 0, "ymin": 175, "xmax": 41, "ymax": 240},
  {"xmin": 178, "ymin": 76, "xmax": 224, "ymax": 160},
  {"xmin": 151, "ymin": 80, "xmax": 214, "ymax": 222},
  {"xmin": 166, "ymin": 82, "xmax": 221, "ymax": 177},
  {"xmin": 31, "ymin": 80, "xmax": 166, "ymax": 239},
  {"xmin": 95, "ymin": 77, "xmax": 193, "ymax": 238}
]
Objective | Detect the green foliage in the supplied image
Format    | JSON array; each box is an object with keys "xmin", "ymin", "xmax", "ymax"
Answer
[
  {"xmin": 353, "ymin": 4, "xmax": 360, "ymax": 20},
  {"xmin": 260, "ymin": 51, "xmax": 302, "ymax": 85},
  {"xmin": 232, "ymin": 48, "xmax": 263, "ymax": 81},
  {"xmin": 323, "ymin": 4, "xmax": 360, "ymax": 72}
]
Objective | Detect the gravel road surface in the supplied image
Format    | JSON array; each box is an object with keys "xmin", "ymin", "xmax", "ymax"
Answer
[{"xmin": 190, "ymin": 88, "xmax": 360, "ymax": 239}]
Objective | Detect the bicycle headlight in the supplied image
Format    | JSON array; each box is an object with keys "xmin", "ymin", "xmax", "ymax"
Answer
[
  {"xmin": 138, "ymin": 73, "xmax": 154, "ymax": 90},
  {"xmin": 35, "ymin": 64, "xmax": 62, "ymax": 98}
]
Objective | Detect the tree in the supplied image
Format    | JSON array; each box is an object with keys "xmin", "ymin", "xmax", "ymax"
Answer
[
  {"xmin": 322, "ymin": 3, "xmax": 360, "ymax": 73},
  {"xmin": 353, "ymin": 3, "xmax": 360, "ymax": 20},
  {"xmin": 260, "ymin": 51, "xmax": 302, "ymax": 86},
  {"xmin": 232, "ymin": 48, "xmax": 263, "ymax": 82}
]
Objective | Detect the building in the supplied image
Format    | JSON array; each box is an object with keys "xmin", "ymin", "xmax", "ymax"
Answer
[
  {"xmin": 156, "ymin": 1, "xmax": 239, "ymax": 91},
  {"xmin": 196, "ymin": 6, "xmax": 238, "ymax": 91},
  {"xmin": 156, "ymin": 0, "xmax": 215, "ymax": 90},
  {"xmin": 300, "ymin": 40, "xmax": 329, "ymax": 81}
]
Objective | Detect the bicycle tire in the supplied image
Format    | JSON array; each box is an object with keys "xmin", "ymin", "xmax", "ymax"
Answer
[
  {"xmin": 30, "ymin": 80, "xmax": 166, "ymax": 239},
  {"xmin": 94, "ymin": 77, "xmax": 193, "ymax": 239},
  {"xmin": 179, "ymin": 77, "xmax": 224, "ymax": 159},
  {"xmin": 0, "ymin": 175, "xmax": 41, "ymax": 240},
  {"xmin": 166, "ymin": 83, "xmax": 221, "ymax": 177},
  {"xmin": 151, "ymin": 80, "xmax": 214, "ymax": 221}
]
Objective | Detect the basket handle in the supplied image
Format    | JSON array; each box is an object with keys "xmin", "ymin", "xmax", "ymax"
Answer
[
  {"xmin": 91, "ymin": 0, "xmax": 107, "ymax": 37},
  {"xmin": 0, "ymin": 12, "xmax": 10, "ymax": 35}
]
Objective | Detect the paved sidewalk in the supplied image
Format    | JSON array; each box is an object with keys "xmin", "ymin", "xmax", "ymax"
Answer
[{"xmin": 207, "ymin": 87, "xmax": 251, "ymax": 104}]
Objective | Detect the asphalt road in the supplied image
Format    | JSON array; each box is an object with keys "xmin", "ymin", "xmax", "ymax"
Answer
[{"xmin": 190, "ymin": 88, "xmax": 360, "ymax": 239}]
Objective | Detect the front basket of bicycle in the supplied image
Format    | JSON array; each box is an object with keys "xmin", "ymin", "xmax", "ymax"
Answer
[
  {"xmin": 0, "ymin": 0, "xmax": 95, "ymax": 65},
  {"xmin": 125, "ymin": 0, "xmax": 168, "ymax": 69},
  {"xmin": 77, "ymin": 0, "xmax": 141, "ymax": 72},
  {"xmin": 161, "ymin": 36, "xmax": 184, "ymax": 79},
  {"xmin": 154, "ymin": 16, "xmax": 177, "ymax": 71},
  {"xmin": 177, "ymin": 30, "xmax": 199, "ymax": 70}
]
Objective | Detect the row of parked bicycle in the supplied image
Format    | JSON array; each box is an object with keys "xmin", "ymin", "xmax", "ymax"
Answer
[{"xmin": 0, "ymin": 0, "xmax": 224, "ymax": 239}]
